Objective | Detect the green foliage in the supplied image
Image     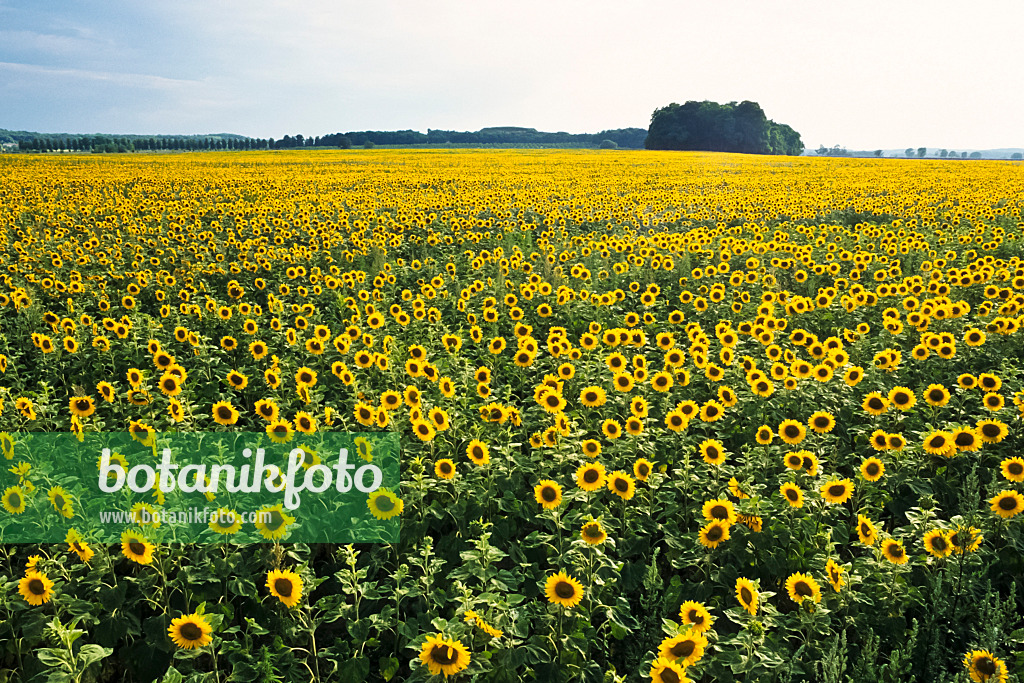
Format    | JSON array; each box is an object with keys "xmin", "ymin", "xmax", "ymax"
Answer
[{"xmin": 644, "ymin": 100, "xmax": 803, "ymax": 155}]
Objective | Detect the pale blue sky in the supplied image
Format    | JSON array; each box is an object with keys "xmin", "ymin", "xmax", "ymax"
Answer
[{"xmin": 1, "ymin": 0, "xmax": 1021, "ymax": 149}]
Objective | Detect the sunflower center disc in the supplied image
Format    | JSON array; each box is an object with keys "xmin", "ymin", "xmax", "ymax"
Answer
[
  {"xmin": 555, "ymin": 581, "xmax": 575, "ymax": 599},
  {"xmin": 28, "ymin": 579, "xmax": 45, "ymax": 595},
  {"xmin": 274, "ymin": 578, "xmax": 293, "ymax": 597},
  {"xmin": 180, "ymin": 623, "xmax": 203, "ymax": 640},
  {"xmin": 671, "ymin": 640, "xmax": 695, "ymax": 658},
  {"xmin": 977, "ymin": 658, "xmax": 996, "ymax": 675},
  {"xmin": 129, "ymin": 542, "xmax": 146, "ymax": 556},
  {"xmin": 431, "ymin": 645, "xmax": 457, "ymax": 665}
]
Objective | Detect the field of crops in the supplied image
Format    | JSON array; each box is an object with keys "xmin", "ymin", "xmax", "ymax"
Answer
[{"xmin": 1, "ymin": 149, "xmax": 1022, "ymax": 682}]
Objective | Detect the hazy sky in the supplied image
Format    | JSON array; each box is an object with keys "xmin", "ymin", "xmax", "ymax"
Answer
[{"xmin": 1, "ymin": 1, "xmax": 1021, "ymax": 150}]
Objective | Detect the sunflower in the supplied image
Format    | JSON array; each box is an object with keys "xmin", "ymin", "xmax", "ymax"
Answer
[
  {"xmin": 534, "ymin": 480, "xmax": 563, "ymax": 510},
  {"xmin": 821, "ymin": 479, "xmax": 854, "ymax": 505},
  {"xmin": 887, "ymin": 386, "xmax": 916, "ymax": 411},
  {"xmin": 264, "ymin": 418, "xmax": 292, "ymax": 443},
  {"xmin": 735, "ymin": 577, "xmax": 758, "ymax": 615},
  {"xmin": 368, "ymin": 489, "xmax": 404, "ymax": 520},
  {"xmin": 698, "ymin": 520, "xmax": 731, "ymax": 549},
  {"xmin": 808, "ymin": 410, "xmax": 835, "ymax": 433},
  {"xmin": 699, "ymin": 439, "xmax": 727, "ymax": 466},
  {"xmin": 19, "ymin": 571, "xmax": 54, "ymax": 606},
  {"xmin": 209, "ymin": 508, "xmax": 242, "ymax": 535},
  {"xmin": 168, "ymin": 613, "xmax": 214, "ymax": 650},
  {"xmin": 825, "ymin": 558, "xmax": 845, "ymax": 592},
  {"xmin": 678, "ymin": 600, "xmax": 712, "ymax": 634},
  {"xmin": 97, "ymin": 381, "xmax": 115, "ymax": 402},
  {"xmin": 982, "ymin": 392, "xmax": 1004, "ymax": 411},
  {"xmin": 923, "ymin": 383, "xmax": 950, "ymax": 407},
  {"xmin": 255, "ymin": 504, "xmax": 296, "ymax": 540},
  {"xmin": 2, "ymin": 485, "xmax": 27, "ymax": 514},
  {"xmin": 651, "ymin": 371, "xmax": 673, "ymax": 392},
  {"xmin": 294, "ymin": 366, "xmax": 318, "ymax": 387},
  {"xmin": 47, "ymin": 486, "xmax": 73, "ymax": 517},
  {"xmin": 783, "ymin": 451, "xmax": 805, "ymax": 470},
  {"xmin": 580, "ymin": 520, "xmax": 607, "ymax": 545},
  {"xmin": 658, "ymin": 629, "xmax": 707, "ymax": 667},
  {"xmin": 778, "ymin": 419, "xmax": 806, "ymax": 445},
  {"xmin": 226, "ymin": 370, "xmax": 248, "ymax": 390},
  {"xmin": 862, "ymin": 392, "xmax": 889, "ymax": 416},
  {"xmin": 418, "ymin": 634, "xmax": 471, "ymax": 677},
  {"xmin": 545, "ymin": 571, "xmax": 584, "ymax": 609},
  {"xmin": 701, "ymin": 498, "xmax": 736, "ymax": 524},
  {"xmin": 780, "ymin": 482, "xmax": 804, "ymax": 508},
  {"xmin": 633, "ymin": 458, "xmax": 653, "ymax": 482},
  {"xmin": 964, "ymin": 649, "xmax": 1008, "ymax": 683},
  {"xmin": 949, "ymin": 525, "xmax": 983, "ymax": 554},
  {"xmin": 977, "ymin": 420, "xmax": 1008, "ymax": 444},
  {"xmin": 121, "ymin": 529, "xmax": 155, "ymax": 564},
  {"xmin": 755, "ymin": 425, "xmax": 774, "ymax": 445},
  {"xmin": 881, "ymin": 538, "xmax": 908, "ymax": 565},
  {"xmin": 857, "ymin": 515, "xmax": 878, "ymax": 546},
  {"xmin": 579, "ymin": 386, "xmax": 607, "ymax": 408},
  {"xmin": 869, "ymin": 429, "xmax": 889, "ymax": 451},
  {"xmin": 923, "ymin": 430, "xmax": 955, "ymax": 457},
  {"xmin": 978, "ymin": 373, "xmax": 1002, "ymax": 392},
  {"xmin": 607, "ymin": 471, "xmax": 635, "ymax": 500},
  {"xmin": 602, "ymin": 419, "xmax": 622, "ymax": 440},
  {"xmin": 434, "ymin": 459, "xmax": 456, "ymax": 480},
  {"xmin": 649, "ymin": 658, "xmax": 690, "ymax": 683},
  {"xmin": 411, "ymin": 419, "xmax": 435, "ymax": 442},
  {"xmin": 676, "ymin": 400, "xmax": 699, "ymax": 420},
  {"xmin": 466, "ymin": 440, "xmax": 490, "ymax": 466},
  {"xmin": 989, "ymin": 490, "xmax": 1024, "ymax": 519},
  {"xmin": 665, "ymin": 410, "xmax": 689, "ymax": 432},
  {"xmin": 66, "ymin": 529, "xmax": 94, "ymax": 563},
  {"xmin": 267, "ymin": 569, "xmax": 303, "ymax": 608},
  {"xmin": 952, "ymin": 428, "xmax": 980, "ymax": 452},
  {"xmin": 785, "ymin": 572, "xmax": 822, "ymax": 604},
  {"xmin": 860, "ymin": 457, "xmax": 885, "ymax": 482},
  {"xmin": 576, "ymin": 462, "xmax": 606, "ymax": 491},
  {"xmin": 923, "ymin": 529, "xmax": 952, "ymax": 558},
  {"xmin": 68, "ymin": 396, "xmax": 95, "ymax": 418},
  {"xmin": 699, "ymin": 400, "xmax": 724, "ymax": 422},
  {"xmin": 211, "ymin": 401, "xmax": 239, "ymax": 426},
  {"xmin": 1000, "ymin": 457, "xmax": 1024, "ymax": 483}
]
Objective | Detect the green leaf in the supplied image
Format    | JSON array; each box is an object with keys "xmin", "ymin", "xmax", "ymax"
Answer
[{"xmin": 77, "ymin": 644, "xmax": 113, "ymax": 668}]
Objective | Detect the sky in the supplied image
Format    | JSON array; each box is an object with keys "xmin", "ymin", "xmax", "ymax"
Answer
[{"xmin": 1, "ymin": 0, "xmax": 1022, "ymax": 150}]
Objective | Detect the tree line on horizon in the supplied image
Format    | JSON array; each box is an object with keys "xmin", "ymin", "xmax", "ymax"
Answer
[{"xmin": 2, "ymin": 127, "xmax": 649, "ymax": 153}]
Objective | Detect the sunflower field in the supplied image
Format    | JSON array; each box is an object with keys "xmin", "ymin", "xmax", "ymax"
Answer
[{"xmin": 1, "ymin": 149, "xmax": 1023, "ymax": 682}]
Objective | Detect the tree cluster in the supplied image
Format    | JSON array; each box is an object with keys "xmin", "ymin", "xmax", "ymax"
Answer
[
  {"xmin": 644, "ymin": 100, "xmax": 803, "ymax": 155},
  {"xmin": 13, "ymin": 134, "xmax": 266, "ymax": 153}
]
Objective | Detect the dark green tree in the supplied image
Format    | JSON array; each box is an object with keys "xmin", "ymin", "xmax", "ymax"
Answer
[{"xmin": 645, "ymin": 100, "xmax": 802, "ymax": 155}]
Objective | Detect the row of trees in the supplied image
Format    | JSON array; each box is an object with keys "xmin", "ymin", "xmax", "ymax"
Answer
[
  {"xmin": 644, "ymin": 100, "xmax": 803, "ymax": 155},
  {"xmin": 8, "ymin": 128, "xmax": 650, "ymax": 153},
  {"xmin": 813, "ymin": 146, "xmax": 1020, "ymax": 160},
  {"xmin": 279, "ymin": 127, "xmax": 648, "ymax": 149},
  {"xmin": 17, "ymin": 136, "xmax": 265, "ymax": 153}
]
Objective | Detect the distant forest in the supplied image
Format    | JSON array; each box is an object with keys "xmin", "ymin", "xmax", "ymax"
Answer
[{"xmin": 0, "ymin": 127, "xmax": 648, "ymax": 153}]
